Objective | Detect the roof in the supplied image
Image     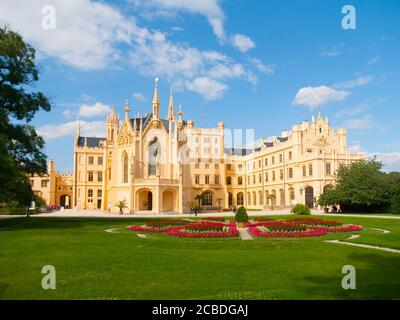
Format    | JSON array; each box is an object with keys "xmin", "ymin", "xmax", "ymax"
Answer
[
  {"xmin": 130, "ymin": 113, "xmax": 170, "ymax": 132},
  {"xmin": 76, "ymin": 137, "xmax": 106, "ymax": 148}
]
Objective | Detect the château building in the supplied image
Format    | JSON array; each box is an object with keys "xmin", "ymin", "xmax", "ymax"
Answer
[{"xmin": 67, "ymin": 80, "xmax": 363, "ymax": 213}]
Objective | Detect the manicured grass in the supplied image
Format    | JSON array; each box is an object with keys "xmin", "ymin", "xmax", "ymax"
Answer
[{"xmin": 1, "ymin": 215, "xmax": 400, "ymax": 299}]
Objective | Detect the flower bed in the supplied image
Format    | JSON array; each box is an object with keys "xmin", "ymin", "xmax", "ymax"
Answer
[
  {"xmin": 248, "ymin": 218, "xmax": 362, "ymax": 238},
  {"xmin": 130, "ymin": 220, "xmax": 238, "ymax": 238},
  {"xmin": 128, "ymin": 219, "xmax": 191, "ymax": 233}
]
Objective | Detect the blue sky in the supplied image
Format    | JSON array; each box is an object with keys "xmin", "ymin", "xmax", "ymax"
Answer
[{"xmin": 1, "ymin": 0, "xmax": 399, "ymax": 172}]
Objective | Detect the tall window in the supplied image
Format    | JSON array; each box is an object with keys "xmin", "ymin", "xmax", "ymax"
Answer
[
  {"xmin": 309, "ymin": 164, "xmax": 313, "ymax": 176},
  {"xmin": 325, "ymin": 163, "xmax": 331, "ymax": 175},
  {"xmin": 279, "ymin": 154, "xmax": 283, "ymax": 163},
  {"xmin": 88, "ymin": 171, "xmax": 93, "ymax": 182},
  {"xmin": 41, "ymin": 180, "xmax": 48, "ymax": 188},
  {"xmin": 88, "ymin": 156, "xmax": 94, "ymax": 165},
  {"xmin": 265, "ymin": 172, "xmax": 268, "ymax": 182},
  {"xmin": 97, "ymin": 190, "xmax": 102, "ymax": 197},
  {"xmin": 288, "ymin": 151, "xmax": 292, "ymax": 160},
  {"xmin": 214, "ymin": 174, "xmax": 220, "ymax": 184},
  {"xmin": 202, "ymin": 192, "xmax": 212, "ymax": 206},
  {"xmin": 259, "ymin": 173, "xmax": 262, "ymax": 183},
  {"xmin": 148, "ymin": 138, "xmax": 161, "ymax": 176},
  {"xmin": 88, "ymin": 189, "xmax": 93, "ymax": 198},
  {"xmin": 303, "ymin": 165, "xmax": 307, "ymax": 177},
  {"xmin": 272, "ymin": 171, "xmax": 276, "ymax": 181},
  {"xmin": 123, "ymin": 152, "xmax": 128, "ymax": 183},
  {"xmin": 98, "ymin": 157, "xmax": 103, "ymax": 165},
  {"xmin": 237, "ymin": 192, "xmax": 244, "ymax": 206},
  {"xmin": 226, "ymin": 176, "xmax": 232, "ymax": 185},
  {"xmin": 238, "ymin": 176, "xmax": 243, "ymax": 185},
  {"xmin": 97, "ymin": 171, "xmax": 103, "ymax": 182},
  {"xmin": 205, "ymin": 175, "xmax": 210, "ymax": 184},
  {"xmin": 280, "ymin": 169, "xmax": 284, "ymax": 180},
  {"xmin": 288, "ymin": 167, "xmax": 293, "ymax": 179},
  {"xmin": 195, "ymin": 175, "xmax": 200, "ymax": 184}
]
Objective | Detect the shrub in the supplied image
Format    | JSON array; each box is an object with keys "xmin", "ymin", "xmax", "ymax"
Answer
[
  {"xmin": 235, "ymin": 206, "xmax": 249, "ymax": 223},
  {"xmin": 291, "ymin": 204, "xmax": 311, "ymax": 215},
  {"xmin": 391, "ymin": 181, "xmax": 400, "ymax": 214}
]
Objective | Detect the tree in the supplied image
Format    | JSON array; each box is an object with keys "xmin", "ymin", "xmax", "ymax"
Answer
[
  {"xmin": 115, "ymin": 200, "xmax": 128, "ymax": 214},
  {"xmin": 318, "ymin": 159, "xmax": 392, "ymax": 212},
  {"xmin": 391, "ymin": 179, "xmax": 400, "ymax": 214},
  {"xmin": 0, "ymin": 26, "xmax": 51, "ymax": 205}
]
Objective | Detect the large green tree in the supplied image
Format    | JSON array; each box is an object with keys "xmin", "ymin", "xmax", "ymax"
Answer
[
  {"xmin": 0, "ymin": 26, "xmax": 51, "ymax": 205},
  {"xmin": 318, "ymin": 159, "xmax": 392, "ymax": 213}
]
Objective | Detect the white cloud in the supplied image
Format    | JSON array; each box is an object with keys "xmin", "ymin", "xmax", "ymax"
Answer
[
  {"xmin": 343, "ymin": 116, "xmax": 374, "ymax": 130},
  {"xmin": 78, "ymin": 103, "xmax": 111, "ymax": 118},
  {"xmin": 231, "ymin": 34, "xmax": 255, "ymax": 52},
  {"xmin": 367, "ymin": 55, "xmax": 380, "ymax": 65},
  {"xmin": 0, "ymin": 0, "xmax": 135, "ymax": 70},
  {"xmin": 372, "ymin": 152, "xmax": 400, "ymax": 172},
  {"xmin": 133, "ymin": 92, "xmax": 148, "ymax": 102},
  {"xmin": 37, "ymin": 120, "xmax": 106, "ymax": 140},
  {"xmin": 320, "ymin": 43, "xmax": 345, "ymax": 57},
  {"xmin": 335, "ymin": 103, "xmax": 366, "ymax": 118},
  {"xmin": 292, "ymin": 86, "xmax": 350, "ymax": 110},
  {"xmin": 334, "ymin": 75, "xmax": 373, "ymax": 89},
  {"xmin": 130, "ymin": 0, "xmax": 226, "ymax": 40},
  {"xmin": 208, "ymin": 63, "xmax": 245, "ymax": 79},
  {"xmin": 62, "ymin": 109, "xmax": 75, "ymax": 118},
  {"xmin": 248, "ymin": 58, "xmax": 274, "ymax": 75},
  {"xmin": 186, "ymin": 77, "xmax": 228, "ymax": 100}
]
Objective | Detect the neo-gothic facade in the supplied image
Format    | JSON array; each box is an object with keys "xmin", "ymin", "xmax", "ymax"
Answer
[{"xmin": 69, "ymin": 80, "xmax": 363, "ymax": 214}]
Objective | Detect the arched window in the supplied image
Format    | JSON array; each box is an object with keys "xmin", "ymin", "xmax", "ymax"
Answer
[
  {"xmin": 252, "ymin": 191, "xmax": 256, "ymax": 205},
  {"xmin": 237, "ymin": 192, "xmax": 244, "ymax": 206},
  {"xmin": 148, "ymin": 138, "xmax": 161, "ymax": 176},
  {"xmin": 202, "ymin": 191, "xmax": 212, "ymax": 206},
  {"xmin": 123, "ymin": 152, "xmax": 128, "ymax": 183}
]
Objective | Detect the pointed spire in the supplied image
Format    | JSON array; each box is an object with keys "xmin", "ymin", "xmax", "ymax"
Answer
[
  {"xmin": 152, "ymin": 78, "xmax": 160, "ymax": 119},
  {"xmin": 168, "ymin": 87, "xmax": 175, "ymax": 121},
  {"xmin": 124, "ymin": 99, "xmax": 130, "ymax": 119},
  {"xmin": 317, "ymin": 111, "xmax": 322, "ymax": 120}
]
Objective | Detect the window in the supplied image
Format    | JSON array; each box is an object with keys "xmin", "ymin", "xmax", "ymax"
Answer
[
  {"xmin": 259, "ymin": 173, "xmax": 262, "ymax": 183},
  {"xmin": 238, "ymin": 176, "xmax": 243, "ymax": 185},
  {"xmin": 205, "ymin": 163, "xmax": 209, "ymax": 169},
  {"xmin": 98, "ymin": 157, "xmax": 103, "ymax": 165},
  {"xmin": 237, "ymin": 192, "xmax": 244, "ymax": 206},
  {"xmin": 214, "ymin": 163, "xmax": 219, "ymax": 169},
  {"xmin": 309, "ymin": 164, "xmax": 313, "ymax": 176},
  {"xmin": 204, "ymin": 137, "xmax": 210, "ymax": 143},
  {"xmin": 195, "ymin": 175, "xmax": 200, "ymax": 184},
  {"xmin": 265, "ymin": 172, "xmax": 268, "ymax": 182},
  {"xmin": 279, "ymin": 154, "xmax": 283, "ymax": 163},
  {"xmin": 253, "ymin": 162, "xmax": 255, "ymax": 169},
  {"xmin": 195, "ymin": 162, "xmax": 200, "ymax": 169},
  {"xmin": 97, "ymin": 171, "xmax": 103, "ymax": 182},
  {"xmin": 280, "ymin": 169, "xmax": 284, "ymax": 180},
  {"xmin": 202, "ymin": 192, "xmax": 212, "ymax": 206},
  {"xmin": 272, "ymin": 171, "xmax": 276, "ymax": 181},
  {"xmin": 326, "ymin": 163, "xmax": 331, "ymax": 175},
  {"xmin": 214, "ymin": 175, "xmax": 220, "ymax": 184},
  {"xmin": 214, "ymin": 137, "xmax": 218, "ymax": 144},
  {"xmin": 307, "ymin": 148, "xmax": 313, "ymax": 153},
  {"xmin": 265, "ymin": 158, "xmax": 268, "ymax": 166},
  {"xmin": 302, "ymin": 165, "xmax": 307, "ymax": 177},
  {"xmin": 288, "ymin": 167, "xmax": 293, "ymax": 179},
  {"xmin": 88, "ymin": 156, "xmax": 94, "ymax": 165},
  {"xmin": 258, "ymin": 160, "xmax": 261, "ymax": 168},
  {"xmin": 88, "ymin": 189, "xmax": 93, "ymax": 198},
  {"xmin": 97, "ymin": 190, "xmax": 102, "ymax": 197},
  {"xmin": 195, "ymin": 137, "xmax": 199, "ymax": 143},
  {"xmin": 238, "ymin": 164, "xmax": 242, "ymax": 170},
  {"xmin": 272, "ymin": 156, "xmax": 275, "ymax": 164},
  {"xmin": 226, "ymin": 164, "xmax": 232, "ymax": 171},
  {"xmin": 252, "ymin": 175, "xmax": 255, "ymax": 184},
  {"xmin": 226, "ymin": 176, "xmax": 232, "ymax": 185},
  {"xmin": 289, "ymin": 151, "xmax": 292, "ymax": 160},
  {"xmin": 319, "ymin": 127, "xmax": 322, "ymax": 134},
  {"xmin": 88, "ymin": 171, "xmax": 94, "ymax": 182},
  {"xmin": 30, "ymin": 180, "xmax": 34, "ymax": 187},
  {"xmin": 205, "ymin": 175, "xmax": 210, "ymax": 184},
  {"xmin": 41, "ymin": 180, "xmax": 48, "ymax": 188},
  {"xmin": 123, "ymin": 152, "xmax": 128, "ymax": 183}
]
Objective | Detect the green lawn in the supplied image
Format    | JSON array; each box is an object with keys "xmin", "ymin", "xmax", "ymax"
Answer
[{"xmin": 1, "ymin": 215, "xmax": 400, "ymax": 299}]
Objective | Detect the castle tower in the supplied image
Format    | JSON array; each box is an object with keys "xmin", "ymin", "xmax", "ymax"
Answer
[{"xmin": 107, "ymin": 105, "xmax": 119, "ymax": 144}]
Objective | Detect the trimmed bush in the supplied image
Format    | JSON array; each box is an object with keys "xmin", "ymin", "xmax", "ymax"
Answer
[
  {"xmin": 291, "ymin": 204, "xmax": 311, "ymax": 215},
  {"xmin": 235, "ymin": 206, "xmax": 249, "ymax": 223}
]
